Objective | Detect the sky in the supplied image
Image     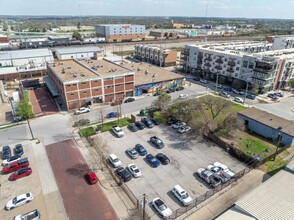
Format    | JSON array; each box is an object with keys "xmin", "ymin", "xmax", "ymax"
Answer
[{"xmin": 1, "ymin": 0, "xmax": 294, "ymax": 19}]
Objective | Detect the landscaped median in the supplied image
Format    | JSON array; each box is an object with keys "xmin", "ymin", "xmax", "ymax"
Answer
[{"xmin": 79, "ymin": 117, "xmax": 131, "ymax": 137}]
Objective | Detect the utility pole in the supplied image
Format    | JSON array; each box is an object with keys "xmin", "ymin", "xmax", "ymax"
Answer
[
  {"xmin": 27, "ymin": 118, "xmax": 35, "ymax": 140},
  {"xmin": 143, "ymin": 193, "xmax": 146, "ymax": 220},
  {"xmin": 243, "ymin": 80, "xmax": 249, "ymax": 105},
  {"xmin": 160, "ymin": 29, "xmax": 163, "ymax": 68},
  {"xmin": 215, "ymin": 73, "xmax": 219, "ymax": 93}
]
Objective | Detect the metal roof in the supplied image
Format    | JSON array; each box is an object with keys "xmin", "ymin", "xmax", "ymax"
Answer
[
  {"xmin": 0, "ymin": 49, "xmax": 53, "ymax": 60},
  {"xmin": 54, "ymin": 46, "xmax": 102, "ymax": 55},
  {"xmin": 235, "ymin": 170, "xmax": 294, "ymax": 220}
]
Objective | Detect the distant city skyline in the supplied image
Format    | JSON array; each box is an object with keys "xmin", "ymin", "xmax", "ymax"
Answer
[{"xmin": 1, "ymin": 0, "xmax": 294, "ymax": 19}]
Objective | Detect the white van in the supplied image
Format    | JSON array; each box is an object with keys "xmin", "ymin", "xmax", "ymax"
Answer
[{"xmin": 172, "ymin": 185, "xmax": 192, "ymax": 206}]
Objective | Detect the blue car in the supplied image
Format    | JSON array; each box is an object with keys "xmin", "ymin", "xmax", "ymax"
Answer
[
  {"xmin": 146, "ymin": 154, "xmax": 160, "ymax": 168},
  {"xmin": 223, "ymin": 86, "xmax": 232, "ymax": 92},
  {"xmin": 135, "ymin": 144, "xmax": 148, "ymax": 156},
  {"xmin": 106, "ymin": 112, "xmax": 118, "ymax": 118}
]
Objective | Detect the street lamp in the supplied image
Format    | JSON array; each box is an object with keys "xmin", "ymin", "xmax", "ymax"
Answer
[{"xmin": 215, "ymin": 73, "xmax": 219, "ymax": 93}]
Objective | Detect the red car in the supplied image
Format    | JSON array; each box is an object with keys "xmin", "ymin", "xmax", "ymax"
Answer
[
  {"xmin": 111, "ymin": 100, "xmax": 122, "ymax": 106},
  {"xmin": 2, "ymin": 158, "xmax": 29, "ymax": 174},
  {"xmin": 85, "ymin": 172, "xmax": 98, "ymax": 185},
  {"xmin": 9, "ymin": 167, "xmax": 32, "ymax": 180}
]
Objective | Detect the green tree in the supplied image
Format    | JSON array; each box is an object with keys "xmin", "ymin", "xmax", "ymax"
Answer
[
  {"xmin": 16, "ymin": 92, "xmax": 35, "ymax": 140},
  {"xmin": 77, "ymin": 22, "xmax": 81, "ymax": 31},
  {"xmin": 289, "ymin": 79, "xmax": 294, "ymax": 88},
  {"xmin": 152, "ymin": 93, "xmax": 171, "ymax": 111},
  {"xmin": 72, "ymin": 31, "xmax": 82, "ymax": 40},
  {"xmin": 3, "ymin": 22, "xmax": 8, "ymax": 31}
]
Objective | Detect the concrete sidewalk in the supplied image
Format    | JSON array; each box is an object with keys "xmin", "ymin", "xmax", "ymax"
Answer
[{"xmin": 183, "ymin": 169, "xmax": 267, "ymax": 220}]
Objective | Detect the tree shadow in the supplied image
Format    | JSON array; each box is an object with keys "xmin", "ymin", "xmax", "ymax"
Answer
[{"xmin": 66, "ymin": 163, "xmax": 90, "ymax": 178}]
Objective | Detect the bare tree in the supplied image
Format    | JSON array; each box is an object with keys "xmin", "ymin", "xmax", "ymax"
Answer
[{"xmin": 152, "ymin": 93, "xmax": 171, "ymax": 111}]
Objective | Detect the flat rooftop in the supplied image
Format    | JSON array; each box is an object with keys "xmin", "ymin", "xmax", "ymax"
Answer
[
  {"xmin": 54, "ymin": 46, "xmax": 102, "ymax": 55},
  {"xmin": 48, "ymin": 59, "xmax": 99, "ymax": 82},
  {"xmin": 0, "ymin": 48, "xmax": 53, "ymax": 60},
  {"xmin": 123, "ymin": 62, "xmax": 184, "ymax": 85},
  {"xmin": 80, "ymin": 59, "xmax": 133, "ymax": 77}
]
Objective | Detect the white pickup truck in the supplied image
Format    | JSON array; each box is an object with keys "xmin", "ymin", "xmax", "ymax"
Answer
[
  {"xmin": 197, "ymin": 168, "xmax": 222, "ymax": 188},
  {"xmin": 14, "ymin": 209, "xmax": 40, "ymax": 220}
]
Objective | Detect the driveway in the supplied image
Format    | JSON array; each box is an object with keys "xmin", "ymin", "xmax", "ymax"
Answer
[{"xmin": 46, "ymin": 139, "xmax": 118, "ymax": 220}]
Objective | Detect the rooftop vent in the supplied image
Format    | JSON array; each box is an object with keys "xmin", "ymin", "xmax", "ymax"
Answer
[
  {"xmin": 80, "ymin": 74, "xmax": 85, "ymax": 77},
  {"xmin": 73, "ymin": 74, "xmax": 77, "ymax": 77},
  {"xmin": 67, "ymin": 67, "xmax": 71, "ymax": 69},
  {"xmin": 61, "ymin": 68, "xmax": 65, "ymax": 74}
]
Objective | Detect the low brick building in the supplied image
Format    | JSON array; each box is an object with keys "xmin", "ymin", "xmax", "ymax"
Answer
[{"xmin": 46, "ymin": 59, "xmax": 134, "ymax": 110}]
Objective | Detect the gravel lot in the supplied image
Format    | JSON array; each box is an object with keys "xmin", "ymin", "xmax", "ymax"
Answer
[{"xmin": 102, "ymin": 123, "xmax": 246, "ymax": 219}]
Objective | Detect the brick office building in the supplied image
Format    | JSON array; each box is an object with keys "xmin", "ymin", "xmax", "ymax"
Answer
[
  {"xmin": 46, "ymin": 59, "xmax": 134, "ymax": 110},
  {"xmin": 95, "ymin": 24, "xmax": 145, "ymax": 42}
]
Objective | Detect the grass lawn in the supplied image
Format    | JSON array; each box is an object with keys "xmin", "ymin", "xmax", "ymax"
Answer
[
  {"xmin": 230, "ymin": 103, "xmax": 247, "ymax": 112},
  {"xmin": 79, "ymin": 127, "xmax": 96, "ymax": 137},
  {"xmin": 153, "ymin": 111, "xmax": 167, "ymax": 124},
  {"xmin": 112, "ymin": 50, "xmax": 134, "ymax": 56},
  {"xmin": 97, "ymin": 117, "xmax": 131, "ymax": 132},
  {"xmin": 169, "ymin": 47, "xmax": 184, "ymax": 52}
]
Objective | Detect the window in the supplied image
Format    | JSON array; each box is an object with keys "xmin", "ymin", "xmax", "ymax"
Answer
[
  {"xmin": 82, "ymin": 82, "xmax": 86, "ymax": 85},
  {"xmin": 95, "ymin": 89, "xmax": 99, "ymax": 91},
  {"xmin": 94, "ymin": 80, "xmax": 99, "ymax": 82},
  {"xmin": 67, "ymin": 84, "xmax": 71, "ymax": 87},
  {"xmin": 70, "ymin": 93, "xmax": 74, "ymax": 96},
  {"xmin": 83, "ymin": 91, "xmax": 87, "ymax": 94}
]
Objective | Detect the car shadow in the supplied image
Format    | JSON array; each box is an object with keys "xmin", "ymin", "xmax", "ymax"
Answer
[
  {"xmin": 166, "ymin": 190, "xmax": 183, "ymax": 207},
  {"xmin": 192, "ymin": 172, "xmax": 212, "ymax": 189},
  {"xmin": 148, "ymin": 202, "xmax": 163, "ymax": 219}
]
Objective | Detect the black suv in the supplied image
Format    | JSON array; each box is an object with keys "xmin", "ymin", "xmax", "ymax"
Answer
[
  {"xmin": 2, "ymin": 145, "xmax": 11, "ymax": 160},
  {"xmin": 128, "ymin": 123, "xmax": 138, "ymax": 132},
  {"xmin": 156, "ymin": 153, "xmax": 170, "ymax": 165},
  {"xmin": 116, "ymin": 167, "xmax": 132, "ymax": 182},
  {"xmin": 135, "ymin": 121, "xmax": 146, "ymax": 130},
  {"xmin": 14, "ymin": 144, "xmax": 24, "ymax": 155},
  {"xmin": 141, "ymin": 118, "xmax": 154, "ymax": 128}
]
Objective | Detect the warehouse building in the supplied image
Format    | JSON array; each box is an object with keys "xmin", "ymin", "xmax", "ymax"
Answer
[
  {"xmin": 0, "ymin": 48, "xmax": 53, "ymax": 81},
  {"xmin": 123, "ymin": 62, "xmax": 185, "ymax": 96},
  {"xmin": 134, "ymin": 45, "xmax": 177, "ymax": 67},
  {"xmin": 95, "ymin": 24, "xmax": 145, "ymax": 42},
  {"xmin": 46, "ymin": 58, "xmax": 134, "ymax": 110},
  {"xmin": 53, "ymin": 46, "xmax": 103, "ymax": 60}
]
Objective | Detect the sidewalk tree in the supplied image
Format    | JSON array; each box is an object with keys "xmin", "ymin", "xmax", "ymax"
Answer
[
  {"xmin": 152, "ymin": 93, "xmax": 171, "ymax": 111},
  {"xmin": 289, "ymin": 79, "xmax": 294, "ymax": 88},
  {"xmin": 16, "ymin": 92, "xmax": 35, "ymax": 139}
]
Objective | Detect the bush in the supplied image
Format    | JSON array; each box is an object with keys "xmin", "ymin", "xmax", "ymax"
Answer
[
  {"xmin": 153, "ymin": 111, "xmax": 167, "ymax": 124},
  {"xmin": 97, "ymin": 117, "xmax": 131, "ymax": 132},
  {"xmin": 79, "ymin": 127, "xmax": 96, "ymax": 137}
]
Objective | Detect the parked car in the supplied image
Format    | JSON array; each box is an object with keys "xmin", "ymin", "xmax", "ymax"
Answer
[
  {"xmin": 116, "ymin": 167, "xmax": 132, "ymax": 182},
  {"xmin": 73, "ymin": 119, "xmax": 90, "ymax": 127},
  {"xmin": 135, "ymin": 121, "xmax": 146, "ymax": 130},
  {"xmin": 219, "ymin": 91, "xmax": 230, "ymax": 98},
  {"xmin": 232, "ymin": 89, "xmax": 239, "ymax": 94},
  {"xmin": 126, "ymin": 148, "xmax": 138, "ymax": 159},
  {"xmin": 150, "ymin": 136, "xmax": 165, "ymax": 149},
  {"xmin": 153, "ymin": 91, "xmax": 162, "ymax": 96},
  {"xmin": 14, "ymin": 144, "xmax": 24, "ymax": 156},
  {"xmin": 246, "ymin": 94, "xmax": 256, "ymax": 100},
  {"xmin": 2, "ymin": 145, "xmax": 11, "ymax": 160},
  {"xmin": 141, "ymin": 118, "xmax": 155, "ymax": 128},
  {"xmin": 9, "ymin": 167, "xmax": 32, "ymax": 180},
  {"xmin": 237, "ymin": 90, "xmax": 245, "ymax": 95},
  {"xmin": 146, "ymin": 154, "xmax": 160, "ymax": 168},
  {"xmin": 152, "ymin": 197, "xmax": 172, "ymax": 218},
  {"xmin": 108, "ymin": 154, "xmax": 121, "ymax": 168},
  {"xmin": 166, "ymin": 88, "xmax": 176, "ymax": 93},
  {"xmin": 274, "ymin": 92, "xmax": 284, "ymax": 97},
  {"xmin": 2, "ymin": 154, "xmax": 21, "ymax": 166},
  {"xmin": 207, "ymin": 164, "xmax": 230, "ymax": 183},
  {"xmin": 167, "ymin": 117, "xmax": 179, "ymax": 125},
  {"xmin": 172, "ymin": 122, "xmax": 186, "ymax": 129},
  {"xmin": 213, "ymin": 162, "xmax": 235, "ymax": 178},
  {"xmin": 5, "ymin": 192, "xmax": 34, "ymax": 210},
  {"xmin": 234, "ymin": 97, "xmax": 244, "ymax": 104},
  {"xmin": 172, "ymin": 185, "xmax": 193, "ymax": 206},
  {"xmin": 156, "ymin": 153, "xmax": 170, "ymax": 165},
  {"xmin": 267, "ymin": 93, "xmax": 278, "ymax": 100},
  {"xmin": 178, "ymin": 125, "xmax": 191, "ymax": 134},
  {"xmin": 2, "ymin": 158, "xmax": 29, "ymax": 174},
  {"xmin": 179, "ymin": 94, "xmax": 188, "ymax": 99},
  {"xmin": 223, "ymin": 86, "xmax": 232, "ymax": 92},
  {"xmin": 176, "ymin": 86, "xmax": 184, "ymax": 91},
  {"xmin": 111, "ymin": 100, "xmax": 122, "ymax": 106},
  {"xmin": 111, "ymin": 126, "xmax": 124, "ymax": 137},
  {"xmin": 128, "ymin": 123, "xmax": 138, "ymax": 132},
  {"xmin": 85, "ymin": 172, "xmax": 98, "ymax": 185},
  {"xmin": 124, "ymin": 97, "xmax": 135, "ymax": 103},
  {"xmin": 127, "ymin": 164, "xmax": 141, "ymax": 178},
  {"xmin": 200, "ymin": 79, "xmax": 209, "ymax": 84},
  {"xmin": 135, "ymin": 144, "xmax": 148, "ymax": 156},
  {"xmin": 192, "ymin": 77, "xmax": 200, "ymax": 81},
  {"xmin": 214, "ymin": 84, "xmax": 222, "ymax": 89},
  {"xmin": 75, "ymin": 107, "xmax": 90, "ymax": 115},
  {"xmin": 150, "ymin": 118, "xmax": 160, "ymax": 125},
  {"xmin": 13, "ymin": 209, "xmax": 40, "ymax": 220},
  {"xmin": 106, "ymin": 112, "xmax": 119, "ymax": 118},
  {"xmin": 196, "ymin": 168, "xmax": 222, "ymax": 188}
]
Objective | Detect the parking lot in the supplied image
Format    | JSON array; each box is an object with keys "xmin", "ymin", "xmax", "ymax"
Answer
[
  {"xmin": 102, "ymin": 123, "xmax": 246, "ymax": 219},
  {"xmin": 0, "ymin": 140, "xmax": 66, "ymax": 220}
]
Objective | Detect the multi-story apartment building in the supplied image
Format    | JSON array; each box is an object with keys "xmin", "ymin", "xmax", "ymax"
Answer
[
  {"xmin": 181, "ymin": 41, "xmax": 294, "ymax": 92},
  {"xmin": 134, "ymin": 45, "xmax": 177, "ymax": 67},
  {"xmin": 95, "ymin": 24, "xmax": 145, "ymax": 42},
  {"xmin": 46, "ymin": 59, "xmax": 134, "ymax": 110},
  {"xmin": 266, "ymin": 35, "xmax": 294, "ymax": 50}
]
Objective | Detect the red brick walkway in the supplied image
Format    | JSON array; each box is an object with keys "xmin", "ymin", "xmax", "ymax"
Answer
[
  {"xmin": 46, "ymin": 139, "xmax": 118, "ymax": 220},
  {"xmin": 29, "ymin": 88, "xmax": 58, "ymax": 117}
]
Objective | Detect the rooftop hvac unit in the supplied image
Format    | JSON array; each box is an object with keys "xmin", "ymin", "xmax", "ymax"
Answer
[
  {"xmin": 61, "ymin": 63, "xmax": 63, "ymax": 65},
  {"xmin": 67, "ymin": 67, "xmax": 71, "ymax": 69},
  {"xmin": 80, "ymin": 74, "xmax": 85, "ymax": 77},
  {"xmin": 61, "ymin": 68, "xmax": 65, "ymax": 74},
  {"xmin": 73, "ymin": 74, "xmax": 77, "ymax": 77}
]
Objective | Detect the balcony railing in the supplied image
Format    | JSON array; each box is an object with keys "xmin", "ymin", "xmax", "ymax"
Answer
[
  {"xmin": 215, "ymin": 59, "xmax": 223, "ymax": 64},
  {"xmin": 204, "ymin": 63, "xmax": 212, "ymax": 67},
  {"xmin": 215, "ymin": 65, "xmax": 222, "ymax": 70},
  {"xmin": 227, "ymin": 68, "xmax": 234, "ymax": 73},
  {"xmin": 254, "ymin": 67, "xmax": 275, "ymax": 73},
  {"xmin": 227, "ymin": 61, "xmax": 236, "ymax": 66},
  {"xmin": 205, "ymin": 58, "xmax": 212, "ymax": 61}
]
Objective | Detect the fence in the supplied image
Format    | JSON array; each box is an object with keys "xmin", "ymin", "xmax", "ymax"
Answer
[{"xmin": 167, "ymin": 167, "xmax": 251, "ymax": 219}]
